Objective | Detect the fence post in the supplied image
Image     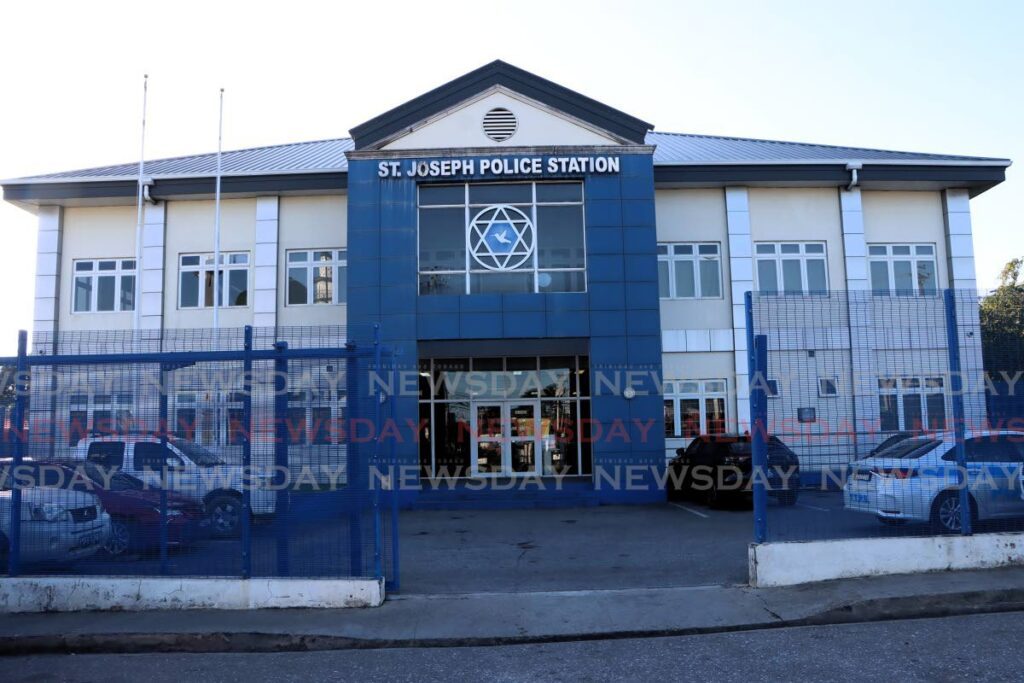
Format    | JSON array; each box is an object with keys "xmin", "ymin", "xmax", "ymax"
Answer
[
  {"xmin": 346, "ymin": 343, "xmax": 363, "ymax": 576},
  {"xmin": 372, "ymin": 324, "xmax": 384, "ymax": 581},
  {"xmin": 158, "ymin": 365, "xmax": 169, "ymax": 575},
  {"xmin": 389, "ymin": 358, "xmax": 401, "ymax": 592},
  {"xmin": 7, "ymin": 330, "xmax": 28, "ymax": 577},
  {"xmin": 273, "ymin": 340, "xmax": 290, "ymax": 576},
  {"xmin": 241, "ymin": 325, "xmax": 253, "ymax": 579},
  {"xmin": 944, "ymin": 289, "xmax": 972, "ymax": 535},
  {"xmin": 745, "ymin": 293, "xmax": 769, "ymax": 544}
]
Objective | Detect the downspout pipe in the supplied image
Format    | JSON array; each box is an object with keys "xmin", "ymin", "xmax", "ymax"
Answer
[{"xmin": 846, "ymin": 162, "xmax": 862, "ymax": 191}]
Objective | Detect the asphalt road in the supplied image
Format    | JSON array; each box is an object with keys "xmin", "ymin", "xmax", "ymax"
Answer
[{"xmin": 7, "ymin": 611, "xmax": 1023, "ymax": 682}]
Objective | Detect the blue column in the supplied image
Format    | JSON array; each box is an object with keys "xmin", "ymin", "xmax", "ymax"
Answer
[
  {"xmin": 745, "ymin": 292, "xmax": 768, "ymax": 544},
  {"xmin": 273, "ymin": 341, "xmax": 291, "ymax": 575},
  {"xmin": 241, "ymin": 325, "xmax": 253, "ymax": 578}
]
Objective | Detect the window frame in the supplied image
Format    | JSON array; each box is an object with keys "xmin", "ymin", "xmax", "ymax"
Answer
[
  {"xmin": 657, "ymin": 242, "xmax": 723, "ymax": 300},
  {"xmin": 71, "ymin": 258, "xmax": 137, "ymax": 314},
  {"xmin": 877, "ymin": 376, "xmax": 948, "ymax": 433},
  {"xmin": 754, "ymin": 242, "xmax": 829, "ymax": 296},
  {"xmin": 178, "ymin": 252, "xmax": 250, "ymax": 310},
  {"xmin": 416, "ymin": 181, "xmax": 587, "ymax": 296},
  {"xmin": 663, "ymin": 379, "xmax": 729, "ymax": 438},
  {"xmin": 285, "ymin": 248, "xmax": 348, "ymax": 306},
  {"xmin": 818, "ymin": 377, "xmax": 839, "ymax": 398},
  {"xmin": 867, "ymin": 243, "xmax": 939, "ymax": 297}
]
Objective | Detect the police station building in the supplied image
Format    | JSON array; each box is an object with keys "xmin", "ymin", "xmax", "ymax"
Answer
[{"xmin": 1, "ymin": 61, "xmax": 1009, "ymax": 507}]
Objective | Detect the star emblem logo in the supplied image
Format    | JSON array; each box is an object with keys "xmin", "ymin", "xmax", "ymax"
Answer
[{"xmin": 468, "ymin": 205, "xmax": 535, "ymax": 271}]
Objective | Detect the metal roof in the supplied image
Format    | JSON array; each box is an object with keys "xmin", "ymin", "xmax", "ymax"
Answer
[{"xmin": 3, "ymin": 131, "xmax": 1008, "ymax": 184}]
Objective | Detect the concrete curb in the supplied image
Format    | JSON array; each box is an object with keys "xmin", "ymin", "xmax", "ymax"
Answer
[{"xmin": 3, "ymin": 586, "xmax": 1024, "ymax": 655}]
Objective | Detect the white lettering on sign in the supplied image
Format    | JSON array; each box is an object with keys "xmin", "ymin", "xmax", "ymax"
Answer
[{"xmin": 377, "ymin": 156, "xmax": 620, "ymax": 179}]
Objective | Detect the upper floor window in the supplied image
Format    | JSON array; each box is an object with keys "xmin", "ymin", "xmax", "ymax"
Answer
[
  {"xmin": 755, "ymin": 242, "xmax": 828, "ymax": 295},
  {"xmin": 72, "ymin": 259, "xmax": 136, "ymax": 313},
  {"xmin": 179, "ymin": 252, "xmax": 249, "ymax": 309},
  {"xmin": 287, "ymin": 249, "xmax": 348, "ymax": 306},
  {"xmin": 664, "ymin": 379, "xmax": 727, "ymax": 438},
  {"xmin": 868, "ymin": 244, "xmax": 937, "ymax": 296},
  {"xmin": 657, "ymin": 243, "xmax": 722, "ymax": 299},
  {"xmin": 418, "ymin": 182, "xmax": 585, "ymax": 295}
]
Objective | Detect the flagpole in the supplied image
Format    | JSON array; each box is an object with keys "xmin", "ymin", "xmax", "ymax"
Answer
[
  {"xmin": 132, "ymin": 74, "xmax": 148, "ymax": 334},
  {"xmin": 213, "ymin": 88, "xmax": 224, "ymax": 332}
]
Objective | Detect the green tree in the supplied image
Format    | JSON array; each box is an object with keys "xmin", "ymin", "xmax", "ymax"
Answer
[{"xmin": 980, "ymin": 257, "xmax": 1024, "ymax": 373}]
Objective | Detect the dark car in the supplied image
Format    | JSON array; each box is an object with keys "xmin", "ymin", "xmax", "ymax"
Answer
[
  {"xmin": 28, "ymin": 461, "xmax": 206, "ymax": 557},
  {"xmin": 667, "ymin": 434, "xmax": 801, "ymax": 507}
]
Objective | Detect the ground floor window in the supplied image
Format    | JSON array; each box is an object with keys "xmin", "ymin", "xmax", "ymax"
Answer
[
  {"xmin": 663, "ymin": 380, "xmax": 727, "ymax": 438},
  {"xmin": 68, "ymin": 392, "xmax": 134, "ymax": 445},
  {"xmin": 878, "ymin": 376, "xmax": 947, "ymax": 432},
  {"xmin": 418, "ymin": 355, "xmax": 591, "ymax": 478}
]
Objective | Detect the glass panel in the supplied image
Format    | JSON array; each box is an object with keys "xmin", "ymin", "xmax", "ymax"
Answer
[
  {"xmin": 419, "ymin": 207, "xmax": 466, "ymax": 271},
  {"xmin": 120, "ymin": 275, "xmax": 135, "ymax": 311},
  {"xmin": 469, "ymin": 183, "xmax": 532, "ymax": 205},
  {"xmin": 892, "ymin": 245, "xmax": 912, "ymax": 255},
  {"xmin": 434, "ymin": 401, "xmax": 471, "ymax": 477},
  {"xmin": 228, "ymin": 269, "xmax": 248, "ymax": 306},
  {"xmin": 673, "ymin": 244, "xmax": 693, "ymax": 255},
  {"xmin": 288, "ymin": 251, "xmax": 308, "ymax": 263},
  {"xmin": 511, "ymin": 440, "xmax": 536, "ymax": 473},
  {"xmin": 756, "ymin": 244, "xmax": 775, "ymax": 254},
  {"xmin": 870, "ymin": 261, "xmax": 890, "ymax": 296},
  {"xmin": 420, "ymin": 273, "xmax": 465, "ymax": 296},
  {"xmin": 75, "ymin": 261, "xmax": 94, "ymax": 271},
  {"xmin": 433, "ymin": 358, "xmax": 470, "ymax": 400},
  {"xmin": 868, "ymin": 245, "xmax": 887, "ymax": 256},
  {"xmin": 469, "ymin": 272, "xmax": 533, "ymax": 294},
  {"xmin": 96, "ymin": 275, "xmax": 116, "ymax": 311},
  {"xmin": 657, "ymin": 245, "xmax": 669, "ymax": 256},
  {"xmin": 419, "ymin": 402, "xmax": 432, "ymax": 478},
  {"xmin": 98, "ymin": 260, "xmax": 117, "ymax": 271},
  {"xmin": 580, "ymin": 400, "xmax": 593, "ymax": 474},
  {"xmin": 203, "ymin": 270, "xmax": 215, "ymax": 308},
  {"xmin": 926, "ymin": 393, "xmax": 946, "ymax": 430},
  {"xmin": 312, "ymin": 263, "xmax": 333, "ymax": 304},
  {"xmin": 806, "ymin": 259, "xmax": 827, "ymax": 294},
  {"xmin": 781, "ymin": 259, "xmax": 802, "ymax": 295},
  {"xmin": 336, "ymin": 265, "xmax": 348, "ymax": 303},
  {"xmin": 537, "ymin": 205, "xmax": 585, "ymax": 269},
  {"xmin": 757, "ymin": 260, "xmax": 778, "ymax": 295},
  {"xmin": 74, "ymin": 277, "xmax": 92, "ymax": 312},
  {"xmin": 915, "ymin": 245, "xmax": 934, "ymax": 255},
  {"xmin": 311, "ymin": 407, "xmax": 332, "ymax": 445},
  {"xmin": 705, "ymin": 380, "xmax": 726, "ymax": 393},
  {"xmin": 181, "ymin": 255, "xmax": 200, "ymax": 267},
  {"xmin": 538, "ymin": 270, "xmax": 585, "ymax": 293},
  {"xmin": 804, "ymin": 244, "xmax": 825, "ymax": 254},
  {"xmin": 917, "ymin": 260, "xmax": 937, "ymax": 295},
  {"xmin": 680, "ymin": 399, "xmax": 701, "ymax": 438},
  {"xmin": 903, "ymin": 394, "xmax": 923, "ymax": 431},
  {"xmin": 879, "ymin": 395, "xmax": 899, "ymax": 432},
  {"xmin": 121, "ymin": 260, "xmax": 135, "ymax": 269},
  {"xmin": 509, "ymin": 404, "xmax": 535, "ymax": 437},
  {"xmin": 542, "ymin": 400, "xmax": 578, "ymax": 475},
  {"xmin": 902, "ymin": 378, "xmax": 921, "ymax": 389},
  {"xmin": 674, "ymin": 260, "xmax": 696, "ymax": 298},
  {"xmin": 229, "ymin": 254, "xmax": 248, "ymax": 265},
  {"xmin": 699, "ymin": 259, "xmax": 721, "ymax": 297},
  {"xmin": 313, "ymin": 250, "xmax": 333, "ymax": 262},
  {"xmin": 664, "ymin": 399, "xmax": 675, "ymax": 436},
  {"xmin": 576, "ymin": 356, "xmax": 589, "ymax": 397},
  {"xmin": 538, "ymin": 357, "xmax": 571, "ymax": 398},
  {"xmin": 288, "ymin": 267, "xmax": 309, "ymax": 305},
  {"xmin": 286, "ymin": 406, "xmax": 307, "ymax": 445},
  {"xmin": 658, "ymin": 261, "xmax": 670, "ymax": 297},
  {"xmin": 893, "ymin": 261, "xmax": 914, "ymax": 295},
  {"xmin": 706, "ymin": 397, "xmax": 726, "ymax": 434},
  {"xmin": 536, "ymin": 182, "xmax": 582, "ymax": 203},
  {"xmin": 698, "ymin": 244, "xmax": 718, "ymax": 255},
  {"xmin": 419, "ymin": 185, "xmax": 465, "ymax": 206},
  {"xmin": 780, "ymin": 244, "xmax": 801, "ymax": 254}
]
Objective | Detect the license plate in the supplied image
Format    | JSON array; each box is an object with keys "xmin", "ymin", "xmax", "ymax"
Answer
[
  {"xmin": 75, "ymin": 531, "xmax": 102, "ymax": 549},
  {"xmin": 853, "ymin": 472, "xmax": 871, "ymax": 482},
  {"xmin": 849, "ymin": 493, "xmax": 869, "ymax": 504}
]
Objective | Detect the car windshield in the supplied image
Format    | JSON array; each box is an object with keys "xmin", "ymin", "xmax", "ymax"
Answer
[
  {"xmin": 84, "ymin": 464, "xmax": 144, "ymax": 491},
  {"xmin": 871, "ymin": 434, "xmax": 910, "ymax": 455},
  {"xmin": 168, "ymin": 437, "xmax": 225, "ymax": 467},
  {"xmin": 876, "ymin": 437, "xmax": 940, "ymax": 459}
]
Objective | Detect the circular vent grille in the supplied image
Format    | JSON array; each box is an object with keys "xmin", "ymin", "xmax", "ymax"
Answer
[{"xmin": 482, "ymin": 107, "xmax": 517, "ymax": 142}]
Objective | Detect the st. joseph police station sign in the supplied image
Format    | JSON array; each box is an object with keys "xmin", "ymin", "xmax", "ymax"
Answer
[{"xmin": 377, "ymin": 155, "xmax": 620, "ymax": 178}]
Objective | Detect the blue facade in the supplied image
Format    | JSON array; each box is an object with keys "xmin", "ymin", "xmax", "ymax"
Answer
[{"xmin": 347, "ymin": 151, "xmax": 665, "ymax": 507}]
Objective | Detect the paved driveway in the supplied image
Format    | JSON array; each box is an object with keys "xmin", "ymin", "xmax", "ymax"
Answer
[{"xmin": 398, "ymin": 503, "xmax": 753, "ymax": 594}]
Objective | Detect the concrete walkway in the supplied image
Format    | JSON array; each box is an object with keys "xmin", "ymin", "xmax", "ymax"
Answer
[{"xmin": 3, "ymin": 566, "xmax": 1024, "ymax": 653}]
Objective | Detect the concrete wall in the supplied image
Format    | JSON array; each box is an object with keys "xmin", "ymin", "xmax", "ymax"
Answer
[
  {"xmin": 863, "ymin": 190, "xmax": 949, "ymax": 288},
  {"xmin": 277, "ymin": 195, "xmax": 348, "ymax": 328}
]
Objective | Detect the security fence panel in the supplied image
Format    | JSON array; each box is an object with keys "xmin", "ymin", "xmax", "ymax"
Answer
[
  {"xmin": 748, "ymin": 289, "xmax": 1021, "ymax": 543},
  {"xmin": 0, "ymin": 325, "xmax": 398, "ymax": 588}
]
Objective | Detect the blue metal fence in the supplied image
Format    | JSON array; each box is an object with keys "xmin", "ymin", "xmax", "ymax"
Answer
[
  {"xmin": 748, "ymin": 289, "xmax": 1022, "ymax": 543},
  {"xmin": 0, "ymin": 325, "xmax": 399, "ymax": 589}
]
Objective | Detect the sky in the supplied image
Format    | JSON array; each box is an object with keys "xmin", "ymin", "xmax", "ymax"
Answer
[{"xmin": 0, "ymin": 0, "xmax": 1020, "ymax": 354}]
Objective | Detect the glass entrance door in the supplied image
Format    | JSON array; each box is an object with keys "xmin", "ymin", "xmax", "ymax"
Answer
[{"xmin": 471, "ymin": 401, "xmax": 540, "ymax": 476}]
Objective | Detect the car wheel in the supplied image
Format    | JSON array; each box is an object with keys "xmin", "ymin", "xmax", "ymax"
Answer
[
  {"xmin": 930, "ymin": 491, "xmax": 976, "ymax": 534},
  {"xmin": 776, "ymin": 490, "xmax": 799, "ymax": 506},
  {"xmin": 103, "ymin": 517, "xmax": 133, "ymax": 557},
  {"xmin": 706, "ymin": 482, "xmax": 721, "ymax": 509},
  {"xmin": 207, "ymin": 494, "xmax": 242, "ymax": 538}
]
